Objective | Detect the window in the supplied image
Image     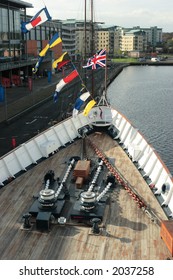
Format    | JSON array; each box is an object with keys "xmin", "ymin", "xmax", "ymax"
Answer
[{"xmin": 0, "ymin": 8, "xmax": 8, "ymax": 40}]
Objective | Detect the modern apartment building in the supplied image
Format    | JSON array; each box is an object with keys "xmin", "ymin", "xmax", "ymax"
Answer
[
  {"xmin": 95, "ymin": 25, "xmax": 116, "ymax": 57},
  {"xmin": 60, "ymin": 18, "xmax": 98, "ymax": 61},
  {"xmin": 75, "ymin": 19, "xmax": 93, "ymax": 60},
  {"xmin": 59, "ymin": 20, "xmax": 117, "ymax": 59},
  {"xmin": 120, "ymin": 30, "xmax": 147, "ymax": 52},
  {"xmin": 114, "ymin": 26, "xmax": 162, "ymax": 55},
  {"xmin": 78, "ymin": 22, "xmax": 162, "ymax": 57},
  {"xmin": 144, "ymin": 26, "xmax": 162, "ymax": 48}
]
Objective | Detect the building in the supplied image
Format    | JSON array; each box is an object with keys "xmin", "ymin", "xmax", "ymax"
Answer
[
  {"xmin": 59, "ymin": 20, "xmax": 118, "ymax": 60},
  {"xmin": 0, "ymin": 0, "xmax": 33, "ymax": 87},
  {"xmin": 60, "ymin": 18, "xmax": 98, "ymax": 61},
  {"xmin": 0, "ymin": 0, "xmax": 62, "ymax": 87},
  {"xmin": 95, "ymin": 25, "xmax": 117, "ymax": 57},
  {"xmin": 75, "ymin": 19, "xmax": 93, "ymax": 60},
  {"xmin": 21, "ymin": 15, "xmax": 62, "ymax": 76},
  {"xmin": 143, "ymin": 26, "xmax": 162, "ymax": 49},
  {"xmin": 114, "ymin": 26, "xmax": 162, "ymax": 56},
  {"xmin": 120, "ymin": 30, "xmax": 147, "ymax": 53},
  {"xmin": 0, "ymin": 0, "xmax": 32, "ymax": 59},
  {"xmin": 93, "ymin": 25, "xmax": 162, "ymax": 57},
  {"xmin": 60, "ymin": 19, "xmax": 82, "ymax": 61},
  {"xmin": 123, "ymin": 26, "xmax": 162, "ymax": 51},
  {"xmin": 22, "ymin": 17, "xmax": 62, "ymax": 60}
]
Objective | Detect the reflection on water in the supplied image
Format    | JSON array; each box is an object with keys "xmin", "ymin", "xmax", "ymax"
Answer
[{"xmin": 108, "ymin": 65, "xmax": 173, "ymax": 176}]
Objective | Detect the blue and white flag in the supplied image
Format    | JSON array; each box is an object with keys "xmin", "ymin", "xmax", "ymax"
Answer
[
  {"xmin": 73, "ymin": 91, "xmax": 90, "ymax": 117},
  {"xmin": 21, "ymin": 7, "xmax": 51, "ymax": 33}
]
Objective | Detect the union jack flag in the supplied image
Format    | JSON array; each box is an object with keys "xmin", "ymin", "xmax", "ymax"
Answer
[{"xmin": 83, "ymin": 48, "xmax": 106, "ymax": 69}]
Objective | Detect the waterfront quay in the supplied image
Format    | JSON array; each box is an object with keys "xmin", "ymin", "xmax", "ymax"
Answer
[
  {"xmin": 0, "ymin": 64, "xmax": 124, "ymax": 124},
  {"xmin": 130, "ymin": 56, "xmax": 173, "ymax": 66},
  {"xmin": 0, "ymin": 64, "xmax": 124, "ymax": 156}
]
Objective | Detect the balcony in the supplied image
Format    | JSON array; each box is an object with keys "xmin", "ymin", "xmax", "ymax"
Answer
[{"xmin": 0, "ymin": 56, "xmax": 51, "ymax": 71}]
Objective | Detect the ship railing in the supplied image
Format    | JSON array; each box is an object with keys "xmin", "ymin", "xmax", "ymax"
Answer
[
  {"xmin": 0, "ymin": 114, "xmax": 88, "ymax": 186},
  {"xmin": 110, "ymin": 107, "xmax": 173, "ymax": 217}
]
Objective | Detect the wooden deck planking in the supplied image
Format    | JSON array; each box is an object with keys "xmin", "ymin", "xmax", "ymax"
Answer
[{"xmin": 0, "ymin": 132, "xmax": 172, "ymax": 260}]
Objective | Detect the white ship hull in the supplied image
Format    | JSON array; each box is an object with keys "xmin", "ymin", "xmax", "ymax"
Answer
[{"xmin": 0, "ymin": 104, "xmax": 173, "ymax": 218}]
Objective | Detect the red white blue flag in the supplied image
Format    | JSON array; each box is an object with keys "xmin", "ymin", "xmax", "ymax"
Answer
[
  {"xmin": 83, "ymin": 48, "xmax": 106, "ymax": 69},
  {"xmin": 21, "ymin": 7, "xmax": 51, "ymax": 33}
]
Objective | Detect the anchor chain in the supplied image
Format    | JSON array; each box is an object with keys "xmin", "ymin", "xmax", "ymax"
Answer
[{"xmin": 87, "ymin": 136, "xmax": 160, "ymax": 224}]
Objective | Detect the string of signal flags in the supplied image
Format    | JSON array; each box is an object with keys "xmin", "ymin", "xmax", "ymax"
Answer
[{"xmin": 21, "ymin": 5, "xmax": 106, "ymax": 117}]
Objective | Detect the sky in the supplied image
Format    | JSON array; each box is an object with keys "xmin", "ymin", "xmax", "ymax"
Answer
[{"xmin": 25, "ymin": 0, "xmax": 173, "ymax": 32}]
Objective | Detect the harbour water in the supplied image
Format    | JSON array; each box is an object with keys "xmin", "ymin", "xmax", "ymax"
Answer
[{"xmin": 108, "ymin": 65, "xmax": 173, "ymax": 176}]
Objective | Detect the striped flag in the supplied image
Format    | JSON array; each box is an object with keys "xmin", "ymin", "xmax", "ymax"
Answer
[
  {"xmin": 55, "ymin": 70, "xmax": 79, "ymax": 92},
  {"xmin": 39, "ymin": 33, "xmax": 62, "ymax": 57},
  {"xmin": 52, "ymin": 52, "xmax": 71, "ymax": 69},
  {"xmin": 48, "ymin": 33, "xmax": 62, "ymax": 49},
  {"xmin": 32, "ymin": 33, "xmax": 62, "ymax": 74},
  {"xmin": 73, "ymin": 91, "xmax": 90, "ymax": 117},
  {"xmin": 53, "ymin": 70, "xmax": 79, "ymax": 102},
  {"xmin": 21, "ymin": 7, "xmax": 51, "ymax": 33}
]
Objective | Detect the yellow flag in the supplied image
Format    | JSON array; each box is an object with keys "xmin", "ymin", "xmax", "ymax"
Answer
[
  {"xmin": 52, "ymin": 52, "xmax": 70, "ymax": 69},
  {"xmin": 39, "ymin": 33, "xmax": 62, "ymax": 57},
  {"xmin": 39, "ymin": 44, "xmax": 49, "ymax": 57},
  {"xmin": 83, "ymin": 100, "xmax": 96, "ymax": 116},
  {"xmin": 49, "ymin": 37, "xmax": 62, "ymax": 48}
]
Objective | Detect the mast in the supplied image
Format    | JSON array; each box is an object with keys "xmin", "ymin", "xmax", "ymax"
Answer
[
  {"xmin": 104, "ymin": 47, "xmax": 108, "ymax": 100},
  {"xmin": 84, "ymin": 0, "xmax": 87, "ymax": 63},
  {"xmin": 84, "ymin": 0, "xmax": 87, "ymax": 85},
  {"xmin": 91, "ymin": 0, "xmax": 94, "ymax": 56},
  {"xmin": 91, "ymin": 0, "xmax": 94, "ymax": 96}
]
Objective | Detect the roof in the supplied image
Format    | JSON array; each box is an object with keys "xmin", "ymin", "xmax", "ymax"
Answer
[
  {"xmin": 0, "ymin": 0, "xmax": 33, "ymax": 8},
  {"xmin": 127, "ymin": 29, "xmax": 141, "ymax": 34}
]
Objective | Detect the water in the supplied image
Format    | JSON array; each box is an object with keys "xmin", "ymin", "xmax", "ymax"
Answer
[{"xmin": 108, "ymin": 65, "xmax": 173, "ymax": 176}]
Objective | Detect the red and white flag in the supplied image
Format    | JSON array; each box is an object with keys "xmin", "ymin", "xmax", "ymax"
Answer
[
  {"xmin": 21, "ymin": 7, "xmax": 51, "ymax": 33},
  {"xmin": 55, "ymin": 70, "xmax": 79, "ymax": 92}
]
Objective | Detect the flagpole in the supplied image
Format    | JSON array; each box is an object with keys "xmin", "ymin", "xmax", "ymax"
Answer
[
  {"xmin": 98, "ymin": 47, "xmax": 109, "ymax": 106},
  {"xmin": 84, "ymin": 0, "xmax": 87, "ymax": 86},
  {"xmin": 45, "ymin": 0, "xmax": 91, "ymax": 105},
  {"xmin": 84, "ymin": 0, "xmax": 87, "ymax": 63},
  {"xmin": 104, "ymin": 47, "xmax": 107, "ymax": 98},
  {"xmin": 91, "ymin": 0, "xmax": 94, "ymax": 97},
  {"xmin": 4, "ymin": 86, "xmax": 8, "ymax": 121}
]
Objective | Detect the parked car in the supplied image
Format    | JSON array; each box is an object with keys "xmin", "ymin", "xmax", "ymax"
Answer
[
  {"xmin": 151, "ymin": 57, "xmax": 160, "ymax": 62},
  {"xmin": 138, "ymin": 57, "xmax": 146, "ymax": 62}
]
